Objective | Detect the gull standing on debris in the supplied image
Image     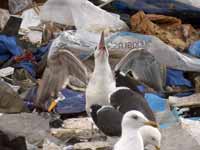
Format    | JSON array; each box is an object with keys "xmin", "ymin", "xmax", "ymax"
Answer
[
  {"xmin": 114, "ymin": 110, "xmax": 158, "ymax": 150},
  {"xmin": 85, "ymin": 31, "xmax": 116, "ymax": 114},
  {"xmin": 86, "ymin": 32, "xmax": 155, "ymax": 121},
  {"xmin": 90, "ymin": 105, "xmax": 161, "ymax": 149}
]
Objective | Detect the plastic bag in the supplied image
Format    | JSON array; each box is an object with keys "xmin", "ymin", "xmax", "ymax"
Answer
[
  {"xmin": 40, "ymin": 0, "xmax": 128, "ymax": 33},
  {"xmin": 107, "ymin": 32, "xmax": 200, "ymax": 72},
  {"xmin": 0, "ymin": 9, "xmax": 10, "ymax": 31},
  {"xmin": 20, "ymin": 8, "xmax": 41, "ymax": 31},
  {"xmin": 8, "ymin": 0, "xmax": 33, "ymax": 14},
  {"xmin": 48, "ymin": 30, "xmax": 96, "ymax": 60},
  {"xmin": 188, "ymin": 40, "xmax": 200, "ymax": 58}
]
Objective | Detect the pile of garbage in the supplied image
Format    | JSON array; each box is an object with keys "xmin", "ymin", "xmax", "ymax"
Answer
[{"xmin": 1, "ymin": 0, "xmax": 200, "ymax": 149}]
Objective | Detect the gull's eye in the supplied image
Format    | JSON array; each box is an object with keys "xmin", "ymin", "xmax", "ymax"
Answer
[
  {"xmin": 152, "ymin": 137, "xmax": 156, "ymax": 141},
  {"xmin": 132, "ymin": 115, "xmax": 138, "ymax": 120}
]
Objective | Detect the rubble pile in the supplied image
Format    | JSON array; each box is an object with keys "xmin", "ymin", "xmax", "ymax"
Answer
[{"xmin": 0, "ymin": 0, "xmax": 200, "ymax": 149}]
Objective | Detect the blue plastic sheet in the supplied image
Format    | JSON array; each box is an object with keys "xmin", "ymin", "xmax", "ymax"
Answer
[
  {"xmin": 24, "ymin": 87, "xmax": 86, "ymax": 114},
  {"xmin": 188, "ymin": 40, "xmax": 200, "ymax": 58},
  {"xmin": 14, "ymin": 62, "xmax": 36, "ymax": 77},
  {"xmin": 144, "ymin": 93, "xmax": 167, "ymax": 112},
  {"xmin": 166, "ymin": 68, "xmax": 192, "ymax": 87},
  {"xmin": 113, "ymin": 0, "xmax": 200, "ymax": 25},
  {"xmin": 55, "ymin": 89, "xmax": 86, "ymax": 114},
  {"xmin": 113, "ymin": 0, "xmax": 200, "ymax": 14},
  {"xmin": 0, "ymin": 35, "xmax": 50, "ymax": 77},
  {"xmin": 0, "ymin": 35, "xmax": 23, "ymax": 61},
  {"xmin": 34, "ymin": 42, "xmax": 51, "ymax": 61}
]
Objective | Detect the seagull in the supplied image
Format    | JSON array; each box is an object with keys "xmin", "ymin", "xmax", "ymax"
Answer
[
  {"xmin": 86, "ymin": 32, "xmax": 156, "ymax": 121},
  {"xmin": 114, "ymin": 110, "xmax": 158, "ymax": 150},
  {"xmin": 90, "ymin": 96, "xmax": 156, "ymax": 136},
  {"xmin": 139, "ymin": 126, "xmax": 161, "ymax": 150},
  {"xmin": 85, "ymin": 31, "xmax": 116, "ymax": 114},
  {"xmin": 90, "ymin": 105, "xmax": 161, "ymax": 149},
  {"xmin": 36, "ymin": 31, "xmax": 160, "ymax": 114},
  {"xmin": 35, "ymin": 47, "xmax": 89, "ymax": 110}
]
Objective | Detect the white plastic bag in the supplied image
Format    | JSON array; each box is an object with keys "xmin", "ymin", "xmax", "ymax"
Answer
[
  {"xmin": 40, "ymin": 0, "xmax": 128, "ymax": 33},
  {"xmin": 48, "ymin": 30, "xmax": 96, "ymax": 59},
  {"xmin": 107, "ymin": 32, "xmax": 200, "ymax": 72},
  {"xmin": 20, "ymin": 8, "xmax": 41, "ymax": 31},
  {"xmin": 39, "ymin": 0, "xmax": 74, "ymax": 25}
]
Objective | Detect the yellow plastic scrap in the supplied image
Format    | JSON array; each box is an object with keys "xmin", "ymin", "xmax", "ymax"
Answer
[{"xmin": 48, "ymin": 100, "xmax": 58, "ymax": 112}]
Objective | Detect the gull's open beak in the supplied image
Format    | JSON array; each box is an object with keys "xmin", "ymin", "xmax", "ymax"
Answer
[
  {"xmin": 98, "ymin": 31, "xmax": 106, "ymax": 52},
  {"xmin": 155, "ymin": 146, "xmax": 161, "ymax": 150},
  {"xmin": 144, "ymin": 121, "xmax": 159, "ymax": 128}
]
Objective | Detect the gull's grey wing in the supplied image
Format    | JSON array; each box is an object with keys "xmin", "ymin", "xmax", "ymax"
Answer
[
  {"xmin": 36, "ymin": 49, "xmax": 89, "ymax": 108},
  {"xmin": 90, "ymin": 105, "xmax": 123, "ymax": 136},
  {"xmin": 109, "ymin": 88, "xmax": 156, "ymax": 122},
  {"xmin": 115, "ymin": 49, "xmax": 166, "ymax": 92}
]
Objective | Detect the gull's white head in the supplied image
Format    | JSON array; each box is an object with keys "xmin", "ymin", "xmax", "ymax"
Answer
[
  {"xmin": 139, "ymin": 126, "xmax": 161, "ymax": 150},
  {"xmin": 94, "ymin": 31, "xmax": 109, "ymax": 65},
  {"xmin": 122, "ymin": 110, "xmax": 158, "ymax": 130}
]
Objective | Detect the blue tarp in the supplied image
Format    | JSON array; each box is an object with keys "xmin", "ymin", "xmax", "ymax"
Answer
[
  {"xmin": 24, "ymin": 87, "xmax": 86, "ymax": 114},
  {"xmin": 188, "ymin": 40, "xmax": 200, "ymax": 58},
  {"xmin": 0, "ymin": 35, "xmax": 51, "ymax": 78},
  {"xmin": 55, "ymin": 89, "xmax": 86, "ymax": 114},
  {"xmin": 112, "ymin": 0, "xmax": 200, "ymax": 25},
  {"xmin": 166, "ymin": 68, "xmax": 192, "ymax": 87},
  {"xmin": 113, "ymin": 0, "xmax": 200, "ymax": 14},
  {"xmin": 14, "ymin": 62, "xmax": 36, "ymax": 77},
  {"xmin": 144, "ymin": 93, "xmax": 167, "ymax": 112},
  {"xmin": 33, "ymin": 42, "xmax": 51, "ymax": 61},
  {"xmin": 0, "ymin": 35, "xmax": 23, "ymax": 61}
]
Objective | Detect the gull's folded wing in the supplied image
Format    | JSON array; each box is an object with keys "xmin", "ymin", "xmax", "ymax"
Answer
[{"xmin": 90, "ymin": 105, "xmax": 123, "ymax": 136}]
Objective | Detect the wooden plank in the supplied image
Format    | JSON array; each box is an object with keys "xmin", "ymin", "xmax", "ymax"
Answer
[{"xmin": 169, "ymin": 94, "xmax": 200, "ymax": 107}]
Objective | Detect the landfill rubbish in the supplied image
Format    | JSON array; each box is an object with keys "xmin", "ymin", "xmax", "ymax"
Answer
[
  {"xmin": 20, "ymin": 7, "xmax": 41, "ymax": 32},
  {"xmin": 107, "ymin": 32, "xmax": 200, "ymax": 72},
  {"xmin": 166, "ymin": 68, "xmax": 192, "ymax": 88},
  {"xmin": 0, "ymin": 0, "xmax": 200, "ymax": 149},
  {"xmin": 0, "ymin": 130, "xmax": 27, "ymax": 150},
  {"xmin": 40, "ymin": 0, "xmax": 129, "ymax": 34},
  {"xmin": 169, "ymin": 93, "xmax": 200, "ymax": 108},
  {"xmin": 131, "ymin": 11, "xmax": 200, "ymax": 51},
  {"xmin": 0, "ymin": 67, "xmax": 14, "ymax": 77},
  {"xmin": 0, "ymin": 9, "xmax": 10, "ymax": 31},
  {"xmin": 0, "ymin": 113, "xmax": 50, "ymax": 145},
  {"xmin": 27, "ymin": 30, "xmax": 43, "ymax": 44},
  {"xmin": 115, "ymin": 49, "xmax": 166, "ymax": 92},
  {"xmin": 0, "ymin": 34, "xmax": 23, "ymax": 65},
  {"xmin": 8, "ymin": 0, "xmax": 33, "ymax": 14},
  {"xmin": 0, "ymin": 79, "xmax": 26, "ymax": 113},
  {"xmin": 113, "ymin": 0, "xmax": 200, "ymax": 26},
  {"xmin": 2, "ymin": 15, "xmax": 22, "ymax": 36},
  {"xmin": 55, "ymin": 89, "xmax": 85, "ymax": 115},
  {"xmin": 188, "ymin": 40, "xmax": 200, "ymax": 58},
  {"xmin": 160, "ymin": 123, "xmax": 200, "ymax": 150},
  {"xmin": 144, "ymin": 93, "xmax": 167, "ymax": 112}
]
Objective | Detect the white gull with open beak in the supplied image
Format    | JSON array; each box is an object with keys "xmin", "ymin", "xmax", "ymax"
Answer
[{"xmin": 85, "ymin": 32, "xmax": 116, "ymax": 114}]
